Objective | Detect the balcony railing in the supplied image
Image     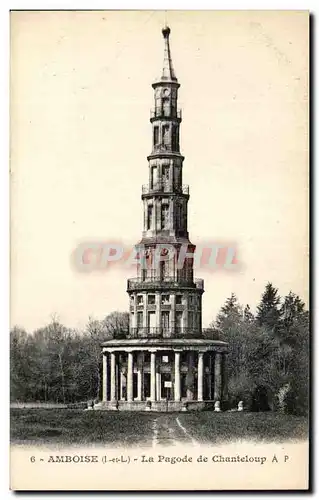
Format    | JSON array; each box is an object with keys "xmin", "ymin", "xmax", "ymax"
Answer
[
  {"xmin": 150, "ymin": 108, "xmax": 182, "ymax": 120},
  {"xmin": 129, "ymin": 327, "xmax": 200, "ymax": 339},
  {"xmin": 127, "ymin": 276, "xmax": 204, "ymax": 291},
  {"xmin": 142, "ymin": 184, "xmax": 189, "ymax": 195}
]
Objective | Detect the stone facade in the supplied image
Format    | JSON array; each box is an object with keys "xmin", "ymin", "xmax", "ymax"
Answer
[{"xmin": 100, "ymin": 26, "xmax": 228, "ymax": 411}]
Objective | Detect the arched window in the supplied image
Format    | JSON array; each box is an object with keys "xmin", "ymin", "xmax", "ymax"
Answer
[
  {"xmin": 153, "ymin": 126, "xmax": 159, "ymax": 147},
  {"xmin": 161, "ymin": 203, "xmax": 169, "ymax": 229},
  {"xmin": 162, "ymin": 125, "xmax": 170, "ymax": 148},
  {"xmin": 174, "ymin": 165, "xmax": 181, "ymax": 190},
  {"xmin": 172, "ymin": 124, "xmax": 179, "ymax": 151},
  {"xmin": 151, "ymin": 166, "xmax": 157, "ymax": 189},
  {"xmin": 147, "ymin": 205, "xmax": 153, "ymax": 230},
  {"xmin": 162, "ymin": 164, "xmax": 170, "ymax": 191},
  {"xmin": 163, "ymin": 97, "xmax": 170, "ymax": 117}
]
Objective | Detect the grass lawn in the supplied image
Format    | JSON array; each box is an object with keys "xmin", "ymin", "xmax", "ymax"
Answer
[
  {"xmin": 10, "ymin": 409, "xmax": 154, "ymax": 447},
  {"xmin": 177, "ymin": 412, "xmax": 308, "ymax": 444},
  {"xmin": 10, "ymin": 409, "xmax": 308, "ymax": 447}
]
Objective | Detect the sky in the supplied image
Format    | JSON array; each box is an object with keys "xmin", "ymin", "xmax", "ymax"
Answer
[{"xmin": 10, "ymin": 10, "xmax": 309, "ymax": 331}]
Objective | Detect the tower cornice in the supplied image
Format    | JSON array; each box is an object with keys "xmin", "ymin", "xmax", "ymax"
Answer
[
  {"xmin": 150, "ymin": 114, "xmax": 181, "ymax": 124},
  {"xmin": 147, "ymin": 152, "xmax": 184, "ymax": 162},
  {"xmin": 152, "ymin": 80, "xmax": 180, "ymax": 90},
  {"xmin": 141, "ymin": 191, "xmax": 189, "ymax": 202}
]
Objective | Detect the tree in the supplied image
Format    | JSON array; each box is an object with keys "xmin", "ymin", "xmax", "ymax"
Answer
[
  {"xmin": 244, "ymin": 304, "xmax": 254, "ymax": 322},
  {"xmin": 84, "ymin": 317, "xmax": 107, "ymax": 401},
  {"xmin": 202, "ymin": 327, "xmax": 224, "ymax": 340},
  {"xmin": 33, "ymin": 318, "xmax": 78, "ymax": 403},
  {"xmin": 245, "ymin": 325, "xmax": 281, "ymax": 401},
  {"xmin": 10, "ymin": 311, "xmax": 131, "ymax": 405},
  {"xmin": 212, "ymin": 294, "xmax": 247, "ymax": 404},
  {"xmin": 83, "ymin": 311, "xmax": 130, "ymax": 401},
  {"xmin": 103, "ymin": 311, "xmax": 129, "ymax": 339},
  {"xmin": 279, "ymin": 292, "xmax": 307, "ymax": 344},
  {"xmin": 215, "ymin": 293, "xmax": 242, "ymax": 329},
  {"xmin": 279, "ymin": 293, "xmax": 309, "ymax": 415},
  {"xmin": 211, "ymin": 287, "xmax": 309, "ymax": 414},
  {"xmin": 10, "ymin": 326, "xmax": 30, "ymax": 401},
  {"xmin": 256, "ymin": 282, "xmax": 281, "ymax": 333}
]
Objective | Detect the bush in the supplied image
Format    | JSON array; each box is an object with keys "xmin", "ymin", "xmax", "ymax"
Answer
[
  {"xmin": 227, "ymin": 374, "xmax": 253, "ymax": 410},
  {"xmin": 284, "ymin": 386, "xmax": 308, "ymax": 416}
]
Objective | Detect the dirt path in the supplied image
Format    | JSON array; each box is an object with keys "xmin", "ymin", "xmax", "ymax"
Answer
[{"xmin": 151, "ymin": 414, "xmax": 198, "ymax": 447}]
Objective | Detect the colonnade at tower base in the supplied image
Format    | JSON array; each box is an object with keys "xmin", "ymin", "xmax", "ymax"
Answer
[{"xmin": 96, "ymin": 338, "xmax": 229, "ymax": 412}]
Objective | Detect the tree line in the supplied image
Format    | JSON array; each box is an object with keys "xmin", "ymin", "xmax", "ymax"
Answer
[
  {"xmin": 10, "ymin": 283, "xmax": 309, "ymax": 414},
  {"xmin": 10, "ymin": 312, "xmax": 129, "ymax": 405},
  {"xmin": 206, "ymin": 283, "xmax": 309, "ymax": 415}
]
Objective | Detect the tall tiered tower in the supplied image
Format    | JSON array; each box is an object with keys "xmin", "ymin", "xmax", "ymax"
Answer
[
  {"xmin": 127, "ymin": 26, "xmax": 204, "ymax": 339},
  {"xmin": 101, "ymin": 26, "xmax": 228, "ymax": 411}
]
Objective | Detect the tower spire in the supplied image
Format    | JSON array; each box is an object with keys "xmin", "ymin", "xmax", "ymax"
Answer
[
  {"xmin": 129, "ymin": 25, "xmax": 204, "ymax": 339},
  {"xmin": 161, "ymin": 26, "xmax": 177, "ymax": 82}
]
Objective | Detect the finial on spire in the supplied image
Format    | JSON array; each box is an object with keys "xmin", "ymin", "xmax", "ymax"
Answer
[
  {"xmin": 160, "ymin": 25, "xmax": 177, "ymax": 82},
  {"xmin": 162, "ymin": 25, "xmax": 170, "ymax": 39}
]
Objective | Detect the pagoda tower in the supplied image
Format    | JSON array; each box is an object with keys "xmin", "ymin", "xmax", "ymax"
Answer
[
  {"xmin": 101, "ymin": 27, "xmax": 228, "ymax": 411},
  {"xmin": 128, "ymin": 25, "xmax": 203, "ymax": 340}
]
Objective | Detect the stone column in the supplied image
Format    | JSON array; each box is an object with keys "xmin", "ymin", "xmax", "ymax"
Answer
[
  {"xmin": 186, "ymin": 352, "xmax": 195, "ymax": 400},
  {"xmin": 110, "ymin": 352, "xmax": 116, "ymax": 402},
  {"xmin": 199, "ymin": 295, "xmax": 202, "ymax": 332},
  {"xmin": 156, "ymin": 364, "xmax": 161, "ymax": 401},
  {"xmin": 222, "ymin": 354, "xmax": 228, "ymax": 402},
  {"xmin": 155, "ymin": 292, "xmax": 161, "ymax": 332},
  {"xmin": 102, "ymin": 352, "xmax": 108, "ymax": 402},
  {"xmin": 169, "ymin": 198, "xmax": 174, "ymax": 237},
  {"xmin": 133, "ymin": 298, "xmax": 137, "ymax": 328},
  {"xmin": 197, "ymin": 352, "xmax": 204, "ymax": 401},
  {"xmin": 143, "ymin": 200, "xmax": 148, "ymax": 232},
  {"xmin": 174, "ymin": 351, "xmax": 181, "ymax": 401},
  {"xmin": 208, "ymin": 353, "xmax": 213, "ymax": 400},
  {"xmin": 183, "ymin": 294, "xmax": 189, "ymax": 332},
  {"xmin": 127, "ymin": 351, "xmax": 134, "ymax": 402},
  {"xmin": 120, "ymin": 370, "xmax": 126, "ymax": 400},
  {"xmin": 143, "ymin": 294, "xmax": 147, "ymax": 329},
  {"xmin": 214, "ymin": 352, "xmax": 222, "ymax": 401},
  {"xmin": 156, "ymin": 199, "xmax": 161, "ymax": 232},
  {"xmin": 171, "ymin": 294, "xmax": 176, "ymax": 335},
  {"xmin": 137, "ymin": 352, "xmax": 144, "ymax": 401},
  {"xmin": 150, "ymin": 351, "xmax": 156, "ymax": 402},
  {"xmin": 169, "ymin": 159, "xmax": 173, "ymax": 192}
]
